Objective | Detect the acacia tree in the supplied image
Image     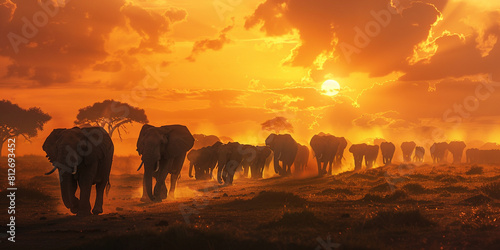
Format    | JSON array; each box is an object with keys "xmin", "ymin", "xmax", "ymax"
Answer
[
  {"xmin": 74, "ymin": 100, "xmax": 148, "ymax": 139},
  {"xmin": 0, "ymin": 100, "xmax": 51, "ymax": 156},
  {"xmin": 261, "ymin": 116, "xmax": 294, "ymax": 134}
]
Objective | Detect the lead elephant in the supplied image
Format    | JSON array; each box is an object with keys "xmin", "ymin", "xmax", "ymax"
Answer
[
  {"xmin": 365, "ymin": 145, "xmax": 379, "ymax": 168},
  {"xmin": 430, "ymin": 142, "xmax": 449, "ymax": 163},
  {"xmin": 293, "ymin": 144, "xmax": 309, "ymax": 175},
  {"xmin": 266, "ymin": 134, "xmax": 298, "ymax": 176},
  {"xmin": 349, "ymin": 143, "xmax": 368, "ymax": 170},
  {"xmin": 413, "ymin": 146, "xmax": 425, "ymax": 162},
  {"xmin": 310, "ymin": 133, "xmax": 339, "ymax": 176},
  {"xmin": 43, "ymin": 127, "xmax": 114, "ymax": 216},
  {"xmin": 188, "ymin": 141, "xmax": 222, "ymax": 180},
  {"xmin": 137, "ymin": 124, "xmax": 194, "ymax": 202},
  {"xmin": 401, "ymin": 141, "xmax": 416, "ymax": 162},
  {"xmin": 380, "ymin": 142, "xmax": 395, "ymax": 165},
  {"xmin": 448, "ymin": 141, "xmax": 466, "ymax": 164}
]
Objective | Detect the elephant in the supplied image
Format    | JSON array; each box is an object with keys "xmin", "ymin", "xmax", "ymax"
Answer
[
  {"xmin": 310, "ymin": 133, "xmax": 339, "ymax": 176},
  {"xmin": 293, "ymin": 144, "xmax": 309, "ymax": 175},
  {"xmin": 365, "ymin": 145, "xmax": 379, "ymax": 168},
  {"xmin": 216, "ymin": 142, "xmax": 245, "ymax": 185},
  {"xmin": 136, "ymin": 124, "xmax": 194, "ymax": 202},
  {"xmin": 380, "ymin": 142, "xmax": 395, "ymax": 165},
  {"xmin": 192, "ymin": 134, "xmax": 220, "ymax": 149},
  {"xmin": 401, "ymin": 141, "xmax": 416, "ymax": 162},
  {"xmin": 466, "ymin": 148, "xmax": 479, "ymax": 164},
  {"xmin": 250, "ymin": 146, "xmax": 273, "ymax": 179},
  {"xmin": 448, "ymin": 141, "xmax": 466, "ymax": 164},
  {"xmin": 430, "ymin": 142, "xmax": 449, "ymax": 163},
  {"xmin": 43, "ymin": 127, "xmax": 114, "ymax": 216},
  {"xmin": 349, "ymin": 143, "xmax": 368, "ymax": 170},
  {"xmin": 466, "ymin": 148, "xmax": 500, "ymax": 164},
  {"xmin": 266, "ymin": 134, "xmax": 298, "ymax": 176},
  {"xmin": 334, "ymin": 137, "xmax": 348, "ymax": 168},
  {"xmin": 187, "ymin": 141, "xmax": 222, "ymax": 180},
  {"xmin": 413, "ymin": 146, "xmax": 425, "ymax": 163},
  {"xmin": 239, "ymin": 144, "xmax": 259, "ymax": 178}
]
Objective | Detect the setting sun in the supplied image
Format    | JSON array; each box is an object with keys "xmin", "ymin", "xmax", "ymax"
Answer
[{"xmin": 321, "ymin": 79, "xmax": 341, "ymax": 96}]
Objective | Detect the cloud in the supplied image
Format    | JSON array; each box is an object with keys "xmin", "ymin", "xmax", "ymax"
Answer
[
  {"xmin": 246, "ymin": 0, "xmax": 442, "ymax": 78},
  {"xmin": 186, "ymin": 19, "xmax": 234, "ymax": 62},
  {"xmin": 0, "ymin": 0, "xmax": 185, "ymax": 86},
  {"xmin": 261, "ymin": 116, "xmax": 294, "ymax": 133},
  {"xmin": 122, "ymin": 5, "xmax": 187, "ymax": 54}
]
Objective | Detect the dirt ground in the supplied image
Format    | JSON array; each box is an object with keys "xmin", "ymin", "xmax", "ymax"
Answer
[{"xmin": 1, "ymin": 155, "xmax": 500, "ymax": 249}]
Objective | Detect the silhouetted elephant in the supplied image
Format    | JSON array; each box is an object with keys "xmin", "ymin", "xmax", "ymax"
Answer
[
  {"xmin": 380, "ymin": 142, "xmax": 395, "ymax": 165},
  {"xmin": 310, "ymin": 133, "xmax": 339, "ymax": 176},
  {"xmin": 43, "ymin": 127, "xmax": 114, "ymax": 216},
  {"xmin": 239, "ymin": 144, "xmax": 272, "ymax": 179},
  {"xmin": 448, "ymin": 141, "xmax": 466, "ymax": 164},
  {"xmin": 192, "ymin": 134, "xmax": 220, "ymax": 149},
  {"xmin": 188, "ymin": 141, "xmax": 222, "ymax": 180},
  {"xmin": 216, "ymin": 142, "xmax": 244, "ymax": 185},
  {"xmin": 334, "ymin": 137, "xmax": 348, "ymax": 168},
  {"xmin": 349, "ymin": 143, "xmax": 368, "ymax": 170},
  {"xmin": 250, "ymin": 146, "xmax": 273, "ymax": 179},
  {"xmin": 365, "ymin": 145, "xmax": 379, "ymax": 168},
  {"xmin": 401, "ymin": 141, "xmax": 416, "ymax": 162},
  {"xmin": 466, "ymin": 148, "xmax": 479, "ymax": 164},
  {"xmin": 137, "ymin": 124, "xmax": 194, "ymax": 202},
  {"xmin": 466, "ymin": 148, "xmax": 500, "ymax": 164},
  {"xmin": 413, "ymin": 146, "xmax": 425, "ymax": 163},
  {"xmin": 294, "ymin": 144, "xmax": 309, "ymax": 175},
  {"xmin": 430, "ymin": 142, "xmax": 449, "ymax": 163},
  {"xmin": 265, "ymin": 134, "xmax": 298, "ymax": 176}
]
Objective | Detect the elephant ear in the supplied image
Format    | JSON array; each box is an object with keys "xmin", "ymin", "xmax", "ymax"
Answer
[
  {"xmin": 137, "ymin": 124, "xmax": 155, "ymax": 155},
  {"xmin": 160, "ymin": 125, "xmax": 195, "ymax": 154},
  {"xmin": 80, "ymin": 127, "xmax": 110, "ymax": 160},
  {"xmin": 265, "ymin": 133, "xmax": 277, "ymax": 146},
  {"xmin": 42, "ymin": 128, "xmax": 67, "ymax": 163}
]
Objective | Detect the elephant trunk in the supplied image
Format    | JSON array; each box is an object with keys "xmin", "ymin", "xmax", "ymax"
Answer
[
  {"xmin": 59, "ymin": 171, "xmax": 78, "ymax": 213},
  {"xmin": 189, "ymin": 162, "xmax": 194, "ymax": 178},
  {"xmin": 143, "ymin": 167, "xmax": 155, "ymax": 201}
]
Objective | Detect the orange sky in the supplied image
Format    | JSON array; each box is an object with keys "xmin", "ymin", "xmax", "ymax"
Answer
[{"xmin": 1, "ymin": 0, "xmax": 500, "ymax": 156}]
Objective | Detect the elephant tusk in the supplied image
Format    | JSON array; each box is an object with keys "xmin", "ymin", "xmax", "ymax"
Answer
[
  {"xmin": 155, "ymin": 161, "xmax": 160, "ymax": 172},
  {"xmin": 318, "ymin": 154, "xmax": 323, "ymax": 160},
  {"xmin": 45, "ymin": 166, "xmax": 57, "ymax": 175},
  {"xmin": 72, "ymin": 165, "xmax": 77, "ymax": 175},
  {"xmin": 137, "ymin": 161, "xmax": 144, "ymax": 171}
]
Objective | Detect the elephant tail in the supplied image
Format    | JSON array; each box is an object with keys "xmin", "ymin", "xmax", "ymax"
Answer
[{"xmin": 105, "ymin": 181, "xmax": 111, "ymax": 197}]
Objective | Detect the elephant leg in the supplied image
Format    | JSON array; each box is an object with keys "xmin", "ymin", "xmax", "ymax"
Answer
[
  {"xmin": 243, "ymin": 165, "xmax": 249, "ymax": 178},
  {"xmin": 141, "ymin": 178, "xmax": 150, "ymax": 202},
  {"xmin": 62, "ymin": 176, "xmax": 79, "ymax": 214},
  {"xmin": 168, "ymin": 155, "xmax": 186, "ymax": 198},
  {"xmin": 92, "ymin": 181, "xmax": 106, "ymax": 215},
  {"xmin": 168, "ymin": 173, "xmax": 179, "ymax": 199},
  {"xmin": 327, "ymin": 162, "xmax": 333, "ymax": 175},
  {"xmin": 77, "ymin": 179, "xmax": 93, "ymax": 216}
]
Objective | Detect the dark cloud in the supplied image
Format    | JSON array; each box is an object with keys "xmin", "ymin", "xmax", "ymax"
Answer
[
  {"xmin": 246, "ymin": 0, "xmax": 441, "ymax": 78},
  {"xmin": 122, "ymin": 5, "xmax": 186, "ymax": 54},
  {"xmin": 0, "ymin": 0, "xmax": 185, "ymax": 86},
  {"xmin": 186, "ymin": 19, "xmax": 234, "ymax": 62}
]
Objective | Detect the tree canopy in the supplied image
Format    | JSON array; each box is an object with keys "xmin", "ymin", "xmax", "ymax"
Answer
[
  {"xmin": 74, "ymin": 99, "xmax": 148, "ymax": 139},
  {"xmin": 261, "ymin": 116, "xmax": 294, "ymax": 134},
  {"xmin": 0, "ymin": 100, "xmax": 51, "ymax": 156}
]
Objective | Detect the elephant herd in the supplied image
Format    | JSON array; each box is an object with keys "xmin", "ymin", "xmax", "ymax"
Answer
[{"xmin": 41, "ymin": 124, "xmax": 498, "ymax": 216}]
